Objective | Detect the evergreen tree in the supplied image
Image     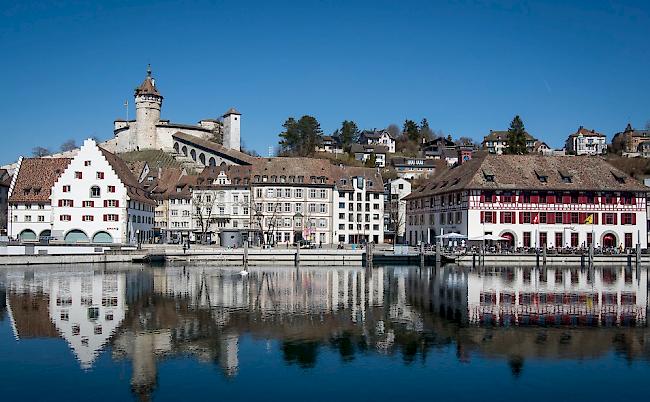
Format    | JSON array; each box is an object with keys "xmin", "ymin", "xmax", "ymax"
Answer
[
  {"xmin": 339, "ymin": 120, "xmax": 360, "ymax": 148},
  {"xmin": 506, "ymin": 115, "xmax": 528, "ymax": 154},
  {"xmin": 403, "ymin": 119, "xmax": 419, "ymax": 142},
  {"xmin": 278, "ymin": 115, "xmax": 323, "ymax": 156},
  {"xmin": 419, "ymin": 118, "xmax": 434, "ymax": 141}
]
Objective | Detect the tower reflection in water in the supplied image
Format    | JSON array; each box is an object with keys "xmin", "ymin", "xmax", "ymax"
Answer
[{"xmin": 1, "ymin": 265, "xmax": 648, "ymax": 398}]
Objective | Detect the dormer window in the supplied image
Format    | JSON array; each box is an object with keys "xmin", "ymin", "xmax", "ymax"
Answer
[
  {"xmin": 482, "ymin": 169, "xmax": 495, "ymax": 182},
  {"xmin": 534, "ymin": 169, "xmax": 548, "ymax": 183},
  {"xmin": 558, "ymin": 169, "xmax": 573, "ymax": 183},
  {"xmin": 176, "ymin": 186, "xmax": 182, "ymax": 192},
  {"xmin": 612, "ymin": 171, "xmax": 626, "ymax": 184},
  {"xmin": 90, "ymin": 186, "xmax": 101, "ymax": 198}
]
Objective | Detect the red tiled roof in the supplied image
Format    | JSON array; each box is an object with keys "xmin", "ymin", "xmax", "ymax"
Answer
[
  {"xmin": 9, "ymin": 158, "xmax": 71, "ymax": 203},
  {"xmin": 99, "ymin": 148, "xmax": 155, "ymax": 205},
  {"xmin": 406, "ymin": 153, "xmax": 647, "ymax": 200}
]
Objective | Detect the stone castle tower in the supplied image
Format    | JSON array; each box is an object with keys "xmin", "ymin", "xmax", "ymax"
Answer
[{"xmin": 134, "ymin": 65, "xmax": 163, "ymax": 150}]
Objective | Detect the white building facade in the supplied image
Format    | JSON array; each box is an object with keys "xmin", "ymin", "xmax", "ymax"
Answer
[
  {"xmin": 333, "ymin": 167, "xmax": 385, "ymax": 244},
  {"xmin": 48, "ymin": 139, "xmax": 154, "ymax": 244},
  {"xmin": 565, "ymin": 126, "xmax": 607, "ymax": 155},
  {"xmin": 406, "ymin": 154, "xmax": 648, "ymax": 249}
]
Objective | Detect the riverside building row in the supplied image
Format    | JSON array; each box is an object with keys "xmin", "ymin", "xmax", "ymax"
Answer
[
  {"xmin": 405, "ymin": 153, "xmax": 648, "ymax": 249},
  {"xmin": 7, "ymin": 140, "xmax": 384, "ymax": 246}
]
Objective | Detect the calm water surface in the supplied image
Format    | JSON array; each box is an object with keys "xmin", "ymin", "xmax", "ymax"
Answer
[{"xmin": 0, "ymin": 264, "xmax": 648, "ymax": 401}]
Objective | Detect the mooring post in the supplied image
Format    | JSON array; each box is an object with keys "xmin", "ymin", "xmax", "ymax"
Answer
[
  {"xmin": 542, "ymin": 246, "xmax": 547, "ymax": 266},
  {"xmin": 636, "ymin": 243, "xmax": 641, "ymax": 266},
  {"xmin": 243, "ymin": 240, "xmax": 249, "ymax": 269},
  {"xmin": 295, "ymin": 242, "xmax": 300, "ymax": 267},
  {"xmin": 366, "ymin": 242, "xmax": 373, "ymax": 269},
  {"xmin": 589, "ymin": 243, "xmax": 594, "ymax": 267}
]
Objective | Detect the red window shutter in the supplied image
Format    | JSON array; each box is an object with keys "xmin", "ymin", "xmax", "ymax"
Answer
[
  {"xmin": 632, "ymin": 196, "xmax": 636, "ymax": 205},
  {"xmin": 103, "ymin": 214, "xmax": 107, "ymax": 221},
  {"xmin": 519, "ymin": 212, "xmax": 523, "ymax": 223},
  {"xmin": 579, "ymin": 212, "xmax": 586, "ymax": 223},
  {"xmin": 480, "ymin": 193, "xmax": 485, "ymax": 202},
  {"xmin": 578, "ymin": 196, "xmax": 587, "ymax": 204},
  {"xmin": 115, "ymin": 200, "xmax": 119, "ymax": 208},
  {"xmin": 632, "ymin": 214, "xmax": 636, "ymax": 225},
  {"xmin": 500, "ymin": 212, "xmax": 504, "ymax": 223},
  {"xmin": 548, "ymin": 212, "xmax": 555, "ymax": 224},
  {"xmin": 480, "ymin": 211, "xmax": 484, "ymax": 223},
  {"xmin": 70, "ymin": 200, "xmax": 73, "ymax": 207},
  {"xmin": 531, "ymin": 195, "xmax": 539, "ymax": 204},
  {"xmin": 594, "ymin": 214, "xmax": 599, "ymax": 224},
  {"xmin": 563, "ymin": 212, "xmax": 570, "ymax": 223},
  {"xmin": 563, "ymin": 195, "xmax": 570, "ymax": 204},
  {"xmin": 613, "ymin": 214, "xmax": 618, "ymax": 224},
  {"xmin": 58, "ymin": 200, "xmax": 62, "ymax": 207},
  {"xmin": 547, "ymin": 195, "xmax": 555, "ymax": 204},
  {"xmin": 513, "ymin": 212, "xmax": 517, "ymax": 224},
  {"xmin": 104, "ymin": 200, "xmax": 108, "ymax": 207}
]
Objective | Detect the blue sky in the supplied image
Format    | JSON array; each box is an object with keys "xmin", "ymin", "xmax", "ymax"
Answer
[{"xmin": 1, "ymin": 0, "xmax": 649, "ymax": 163}]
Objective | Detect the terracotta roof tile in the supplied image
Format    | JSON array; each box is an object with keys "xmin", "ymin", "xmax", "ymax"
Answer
[
  {"xmin": 406, "ymin": 153, "xmax": 647, "ymax": 200},
  {"xmin": 9, "ymin": 158, "xmax": 71, "ymax": 203},
  {"xmin": 99, "ymin": 147, "xmax": 155, "ymax": 205},
  {"xmin": 332, "ymin": 166, "xmax": 384, "ymax": 192}
]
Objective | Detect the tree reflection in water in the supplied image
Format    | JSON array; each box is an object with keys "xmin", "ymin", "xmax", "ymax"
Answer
[{"xmin": 0, "ymin": 264, "xmax": 649, "ymax": 400}]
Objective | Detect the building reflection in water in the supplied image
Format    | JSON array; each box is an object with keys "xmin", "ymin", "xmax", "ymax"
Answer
[{"xmin": 1, "ymin": 265, "xmax": 648, "ymax": 398}]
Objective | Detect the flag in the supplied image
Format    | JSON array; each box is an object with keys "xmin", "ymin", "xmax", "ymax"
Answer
[
  {"xmin": 533, "ymin": 214, "xmax": 539, "ymax": 224},
  {"xmin": 584, "ymin": 214, "xmax": 593, "ymax": 224}
]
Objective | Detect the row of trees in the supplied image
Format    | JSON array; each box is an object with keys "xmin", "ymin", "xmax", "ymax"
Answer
[{"xmin": 277, "ymin": 115, "xmax": 449, "ymax": 157}]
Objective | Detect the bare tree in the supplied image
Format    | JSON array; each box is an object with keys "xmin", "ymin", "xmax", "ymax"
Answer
[
  {"xmin": 32, "ymin": 146, "xmax": 51, "ymax": 157},
  {"xmin": 60, "ymin": 139, "xmax": 77, "ymax": 152},
  {"xmin": 193, "ymin": 190, "xmax": 217, "ymax": 244},
  {"xmin": 387, "ymin": 124, "xmax": 401, "ymax": 140}
]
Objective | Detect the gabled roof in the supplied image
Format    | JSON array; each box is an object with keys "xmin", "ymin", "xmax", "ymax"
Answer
[
  {"xmin": 251, "ymin": 157, "xmax": 335, "ymax": 186},
  {"xmin": 569, "ymin": 126, "xmax": 606, "ymax": 138},
  {"xmin": 615, "ymin": 123, "xmax": 650, "ymax": 138},
  {"xmin": 360, "ymin": 129, "xmax": 394, "ymax": 140},
  {"xmin": 405, "ymin": 153, "xmax": 647, "ymax": 200},
  {"xmin": 172, "ymin": 132, "xmax": 256, "ymax": 165},
  {"xmin": 390, "ymin": 157, "xmax": 442, "ymax": 168},
  {"xmin": 483, "ymin": 130, "xmax": 536, "ymax": 142},
  {"xmin": 350, "ymin": 143, "xmax": 389, "ymax": 154},
  {"xmin": 332, "ymin": 166, "xmax": 384, "ymax": 193},
  {"xmin": 195, "ymin": 165, "xmax": 252, "ymax": 188},
  {"xmin": 9, "ymin": 157, "xmax": 71, "ymax": 203},
  {"xmin": 99, "ymin": 147, "xmax": 155, "ymax": 205},
  {"xmin": 163, "ymin": 174, "xmax": 198, "ymax": 200}
]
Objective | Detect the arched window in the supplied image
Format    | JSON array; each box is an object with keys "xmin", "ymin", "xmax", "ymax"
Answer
[
  {"xmin": 199, "ymin": 153, "xmax": 206, "ymax": 165},
  {"xmin": 209, "ymin": 157, "xmax": 216, "ymax": 166},
  {"xmin": 174, "ymin": 142, "xmax": 180, "ymax": 153},
  {"xmin": 90, "ymin": 186, "xmax": 101, "ymax": 198},
  {"xmin": 190, "ymin": 149, "xmax": 197, "ymax": 161}
]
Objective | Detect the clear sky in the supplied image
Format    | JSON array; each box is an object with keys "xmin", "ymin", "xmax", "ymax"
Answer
[{"xmin": 1, "ymin": 0, "xmax": 649, "ymax": 164}]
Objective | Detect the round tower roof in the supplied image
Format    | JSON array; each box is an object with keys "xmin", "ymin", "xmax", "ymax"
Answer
[
  {"xmin": 223, "ymin": 107, "xmax": 241, "ymax": 117},
  {"xmin": 134, "ymin": 64, "xmax": 162, "ymax": 98}
]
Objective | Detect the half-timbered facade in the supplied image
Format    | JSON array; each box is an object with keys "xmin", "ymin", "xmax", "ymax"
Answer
[{"xmin": 406, "ymin": 153, "xmax": 648, "ymax": 249}]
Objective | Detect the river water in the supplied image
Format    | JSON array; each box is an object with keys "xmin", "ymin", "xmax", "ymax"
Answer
[{"xmin": 0, "ymin": 264, "xmax": 648, "ymax": 401}]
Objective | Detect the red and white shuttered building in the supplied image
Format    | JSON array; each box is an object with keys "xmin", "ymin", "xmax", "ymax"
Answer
[{"xmin": 405, "ymin": 153, "xmax": 648, "ymax": 249}]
